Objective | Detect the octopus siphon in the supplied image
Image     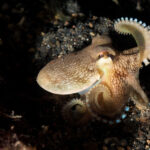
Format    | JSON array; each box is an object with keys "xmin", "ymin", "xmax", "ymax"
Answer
[{"xmin": 37, "ymin": 17, "xmax": 150, "ymax": 125}]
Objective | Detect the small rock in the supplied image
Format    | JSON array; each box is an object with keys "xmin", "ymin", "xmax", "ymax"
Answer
[
  {"xmin": 102, "ymin": 145, "xmax": 108, "ymax": 150},
  {"xmin": 145, "ymin": 145, "xmax": 150, "ymax": 149},
  {"xmin": 90, "ymin": 32, "xmax": 95, "ymax": 36},
  {"xmin": 117, "ymin": 146, "xmax": 125, "ymax": 150},
  {"xmin": 89, "ymin": 22, "xmax": 93, "ymax": 28},
  {"xmin": 64, "ymin": 21, "xmax": 69, "ymax": 26},
  {"xmin": 120, "ymin": 139, "xmax": 127, "ymax": 147},
  {"xmin": 147, "ymin": 140, "xmax": 150, "ymax": 145},
  {"xmin": 41, "ymin": 32, "xmax": 45, "ymax": 36},
  {"xmin": 92, "ymin": 16, "xmax": 98, "ymax": 20}
]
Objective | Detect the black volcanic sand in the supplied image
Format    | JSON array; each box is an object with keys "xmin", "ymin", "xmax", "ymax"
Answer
[{"xmin": 0, "ymin": 0, "xmax": 150, "ymax": 150}]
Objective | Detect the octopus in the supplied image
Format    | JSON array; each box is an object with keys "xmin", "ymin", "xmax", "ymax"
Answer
[{"xmin": 37, "ymin": 17, "xmax": 150, "ymax": 125}]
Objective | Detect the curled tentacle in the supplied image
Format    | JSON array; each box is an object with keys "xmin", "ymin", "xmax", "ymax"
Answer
[
  {"xmin": 114, "ymin": 17, "xmax": 150, "ymax": 65},
  {"xmin": 87, "ymin": 49, "xmax": 130, "ymax": 119},
  {"xmin": 128, "ymin": 75, "xmax": 149, "ymax": 110},
  {"xmin": 86, "ymin": 83, "xmax": 125, "ymax": 118},
  {"xmin": 62, "ymin": 98, "xmax": 91, "ymax": 124},
  {"xmin": 86, "ymin": 83, "xmax": 131, "ymax": 124},
  {"xmin": 86, "ymin": 83, "xmax": 112, "ymax": 119}
]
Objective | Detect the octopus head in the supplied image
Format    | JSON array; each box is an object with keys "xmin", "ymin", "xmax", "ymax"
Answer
[{"xmin": 96, "ymin": 49, "xmax": 115, "ymax": 76}]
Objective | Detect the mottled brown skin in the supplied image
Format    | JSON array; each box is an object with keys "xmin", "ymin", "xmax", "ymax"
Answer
[
  {"xmin": 84, "ymin": 18, "xmax": 150, "ymax": 120},
  {"xmin": 114, "ymin": 18, "xmax": 150, "ymax": 110},
  {"xmin": 86, "ymin": 47, "xmax": 148, "ymax": 119},
  {"xmin": 37, "ymin": 35, "xmax": 112, "ymax": 95},
  {"xmin": 37, "ymin": 17, "xmax": 150, "ymax": 123}
]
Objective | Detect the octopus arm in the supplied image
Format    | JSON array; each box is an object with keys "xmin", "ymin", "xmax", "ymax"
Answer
[
  {"xmin": 114, "ymin": 17, "xmax": 150, "ymax": 65},
  {"xmin": 127, "ymin": 75, "xmax": 149, "ymax": 109},
  {"xmin": 86, "ymin": 83, "xmax": 121, "ymax": 118}
]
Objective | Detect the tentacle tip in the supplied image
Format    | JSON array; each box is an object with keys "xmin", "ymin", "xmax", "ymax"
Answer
[{"xmin": 62, "ymin": 98, "xmax": 89, "ymax": 124}]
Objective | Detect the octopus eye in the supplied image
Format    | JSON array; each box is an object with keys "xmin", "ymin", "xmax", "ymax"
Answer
[
  {"xmin": 98, "ymin": 53, "xmax": 104, "ymax": 59},
  {"xmin": 98, "ymin": 51, "xmax": 114, "ymax": 60},
  {"xmin": 98, "ymin": 51, "xmax": 108, "ymax": 59}
]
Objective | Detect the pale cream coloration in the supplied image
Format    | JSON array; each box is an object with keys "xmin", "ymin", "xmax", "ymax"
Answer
[
  {"xmin": 37, "ymin": 35, "xmax": 112, "ymax": 95},
  {"xmin": 62, "ymin": 98, "xmax": 90, "ymax": 124}
]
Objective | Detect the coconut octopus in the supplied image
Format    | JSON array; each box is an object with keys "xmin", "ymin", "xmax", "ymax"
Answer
[{"xmin": 37, "ymin": 17, "xmax": 150, "ymax": 124}]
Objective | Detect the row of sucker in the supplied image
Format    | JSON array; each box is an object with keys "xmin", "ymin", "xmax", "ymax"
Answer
[{"xmin": 114, "ymin": 17, "xmax": 150, "ymax": 66}]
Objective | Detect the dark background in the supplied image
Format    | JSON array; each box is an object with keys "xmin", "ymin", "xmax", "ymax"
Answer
[{"xmin": 0, "ymin": 0, "xmax": 150, "ymax": 149}]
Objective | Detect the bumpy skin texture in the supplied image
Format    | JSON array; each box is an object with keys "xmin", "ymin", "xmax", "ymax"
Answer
[
  {"xmin": 37, "ymin": 35, "xmax": 112, "ymax": 95},
  {"xmin": 37, "ymin": 17, "xmax": 150, "ymax": 123},
  {"xmin": 86, "ymin": 47, "xmax": 148, "ymax": 120}
]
